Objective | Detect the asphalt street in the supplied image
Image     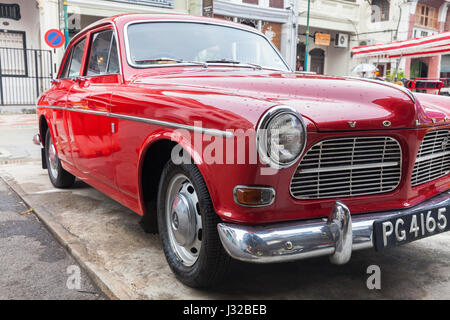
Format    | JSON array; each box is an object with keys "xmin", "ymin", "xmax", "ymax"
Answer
[{"xmin": 0, "ymin": 114, "xmax": 103, "ymax": 300}]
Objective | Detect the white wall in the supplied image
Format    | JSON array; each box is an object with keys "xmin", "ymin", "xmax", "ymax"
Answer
[
  {"xmin": 0, "ymin": 0, "xmax": 41, "ymax": 49},
  {"xmin": 298, "ymin": 26, "xmax": 351, "ymax": 76},
  {"xmin": 297, "ymin": 0, "xmax": 359, "ymax": 75},
  {"xmin": 349, "ymin": 0, "xmax": 412, "ymax": 76},
  {"xmin": 298, "ymin": 0, "xmax": 360, "ymax": 34}
]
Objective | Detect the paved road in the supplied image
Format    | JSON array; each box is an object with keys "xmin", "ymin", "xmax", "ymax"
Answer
[{"xmin": 0, "ymin": 177, "xmax": 103, "ymax": 299}]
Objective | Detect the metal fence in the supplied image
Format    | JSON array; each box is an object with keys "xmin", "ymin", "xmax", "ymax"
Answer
[{"xmin": 0, "ymin": 47, "xmax": 53, "ymax": 106}]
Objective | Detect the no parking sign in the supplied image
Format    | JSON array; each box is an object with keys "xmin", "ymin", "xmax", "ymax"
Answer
[{"xmin": 44, "ymin": 29, "xmax": 65, "ymax": 49}]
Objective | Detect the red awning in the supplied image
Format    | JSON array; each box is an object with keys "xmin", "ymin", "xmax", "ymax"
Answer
[{"xmin": 352, "ymin": 31, "xmax": 450, "ymax": 59}]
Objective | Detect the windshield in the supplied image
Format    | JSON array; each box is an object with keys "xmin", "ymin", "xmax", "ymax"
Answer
[{"xmin": 126, "ymin": 22, "xmax": 289, "ymax": 71}]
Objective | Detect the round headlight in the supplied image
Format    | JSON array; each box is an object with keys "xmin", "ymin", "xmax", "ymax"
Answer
[{"xmin": 257, "ymin": 106, "xmax": 307, "ymax": 169}]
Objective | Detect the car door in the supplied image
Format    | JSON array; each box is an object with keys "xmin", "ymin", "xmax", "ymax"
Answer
[
  {"xmin": 67, "ymin": 27, "xmax": 120, "ymax": 185},
  {"xmin": 43, "ymin": 43, "xmax": 79, "ymax": 164}
]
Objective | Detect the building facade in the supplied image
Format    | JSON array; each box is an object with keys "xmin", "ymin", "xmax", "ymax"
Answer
[
  {"xmin": 0, "ymin": 0, "xmax": 201, "ymax": 107},
  {"xmin": 296, "ymin": 0, "xmax": 360, "ymax": 75},
  {"xmin": 0, "ymin": 0, "xmax": 200, "ymax": 73},
  {"xmin": 405, "ymin": 0, "xmax": 449, "ymax": 80},
  {"xmin": 354, "ymin": 0, "xmax": 450, "ymax": 80},
  {"xmin": 204, "ymin": 0, "xmax": 298, "ymax": 68},
  {"xmin": 41, "ymin": 0, "xmax": 200, "ymax": 69}
]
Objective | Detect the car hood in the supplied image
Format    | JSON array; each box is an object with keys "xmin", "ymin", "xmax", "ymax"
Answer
[{"xmin": 131, "ymin": 68, "xmax": 449, "ymax": 131}]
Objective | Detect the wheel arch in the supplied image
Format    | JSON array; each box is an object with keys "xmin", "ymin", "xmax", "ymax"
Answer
[
  {"xmin": 38, "ymin": 110, "xmax": 56, "ymax": 149},
  {"xmin": 137, "ymin": 129, "xmax": 216, "ymax": 220},
  {"xmin": 39, "ymin": 114, "xmax": 49, "ymax": 147}
]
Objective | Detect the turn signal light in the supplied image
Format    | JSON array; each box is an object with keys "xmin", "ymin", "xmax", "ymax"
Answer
[{"xmin": 234, "ymin": 186, "xmax": 275, "ymax": 207}]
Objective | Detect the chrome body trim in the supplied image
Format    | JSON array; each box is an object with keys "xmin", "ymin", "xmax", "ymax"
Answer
[
  {"xmin": 415, "ymin": 150, "xmax": 450, "ymax": 163},
  {"xmin": 217, "ymin": 191, "xmax": 450, "ymax": 263},
  {"xmin": 123, "ymin": 19, "xmax": 291, "ymax": 72},
  {"xmin": 299, "ymin": 161, "xmax": 399, "ymax": 174},
  {"xmin": 233, "ymin": 185, "xmax": 276, "ymax": 208},
  {"xmin": 37, "ymin": 105, "xmax": 234, "ymax": 138}
]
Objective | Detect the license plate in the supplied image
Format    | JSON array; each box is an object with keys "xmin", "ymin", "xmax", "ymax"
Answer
[{"xmin": 373, "ymin": 206, "xmax": 450, "ymax": 251}]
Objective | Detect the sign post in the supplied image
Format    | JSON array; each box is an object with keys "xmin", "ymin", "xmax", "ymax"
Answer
[
  {"xmin": 44, "ymin": 29, "xmax": 65, "ymax": 49},
  {"xmin": 64, "ymin": 0, "xmax": 69, "ymax": 48},
  {"xmin": 304, "ymin": 0, "xmax": 311, "ymax": 72}
]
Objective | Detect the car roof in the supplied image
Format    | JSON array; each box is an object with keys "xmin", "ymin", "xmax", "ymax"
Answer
[{"xmin": 72, "ymin": 13, "xmax": 259, "ymax": 43}]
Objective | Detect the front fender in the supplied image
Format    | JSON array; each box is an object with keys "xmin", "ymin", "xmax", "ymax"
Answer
[{"xmin": 136, "ymin": 128, "xmax": 219, "ymax": 217}]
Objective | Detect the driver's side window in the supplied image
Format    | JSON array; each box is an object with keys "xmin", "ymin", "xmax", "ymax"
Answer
[{"xmin": 86, "ymin": 29, "xmax": 120, "ymax": 77}]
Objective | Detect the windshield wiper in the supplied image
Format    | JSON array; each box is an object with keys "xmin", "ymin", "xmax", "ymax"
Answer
[
  {"xmin": 205, "ymin": 59, "xmax": 262, "ymax": 70},
  {"xmin": 135, "ymin": 58, "xmax": 208, "ymax": 67},
  {"xmin": 135, "ymin": 58, "xmax": 182, "ymax": 64},
  {"xmin": 206, "ymin": 59, "xmax": 240, "ymax": 64}
]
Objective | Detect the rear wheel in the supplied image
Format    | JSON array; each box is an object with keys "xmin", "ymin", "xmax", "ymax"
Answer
[
  {"xmin": 45, "ymin": 130, "xmax": 75, "ymax": 188},
  {"xmin": 157, "ymin": 159, "xmax": 231, "ymax": 287}
]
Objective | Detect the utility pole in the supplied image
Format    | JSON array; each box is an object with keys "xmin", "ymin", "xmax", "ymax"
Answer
[
  {"xmin": 304, "ymin": 0, "xmax": 311, "ymax": 71},
  {"xmin": 64, "ymin": 0, "xmax": 69, "ymax": 48},
  {"xmin": 288, "ymin": 1, "xmax": 299, "ymax": 70}
]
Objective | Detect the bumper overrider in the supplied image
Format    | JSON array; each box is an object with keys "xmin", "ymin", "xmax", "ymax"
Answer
[{"xmin": 217, "ymin": 191, "xmax": 450, "ymax": 264}]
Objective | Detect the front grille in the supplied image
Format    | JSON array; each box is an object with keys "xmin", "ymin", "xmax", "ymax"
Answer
[
  {"xmin": 290, "ymin": 137, "xmax": 402, "ymax": 199},
  {"xmin": 411, "ymin": 130, "xmax": 450, "ymax": 186}
]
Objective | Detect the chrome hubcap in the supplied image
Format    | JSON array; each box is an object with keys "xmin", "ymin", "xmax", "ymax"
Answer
[
  {"xmin": 48, "ymin": 138, "xmax": 58, "ymax": 179},
  {"xmin": 166, "ymin": 174, "xmax": 202, "ymax": 266}
]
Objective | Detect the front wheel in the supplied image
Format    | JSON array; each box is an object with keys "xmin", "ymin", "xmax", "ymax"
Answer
[
  {"xmin": 45, "ymin": 130, "xmax": 75, "ymax": 188},
  {"xmin": 157, "ymin": 160, "xmax": 231, "ymax": 287}
]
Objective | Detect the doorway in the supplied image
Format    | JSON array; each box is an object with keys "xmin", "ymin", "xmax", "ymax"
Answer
[
  {"xmin": 309, "ymin": 48, "xmax": 324, "ymax": 74},
  {"xmin": 296, "ymin": 43, "xmax": 305, "ymax": 71},
  {"xmin": 410, "ymin": 60, "xmax": 428, "ymax": 79}
]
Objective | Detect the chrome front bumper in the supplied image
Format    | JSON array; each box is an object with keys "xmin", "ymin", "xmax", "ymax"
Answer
[{"xmin": 217, "ymin": 191, "xmax": 450, "ymax": 264}]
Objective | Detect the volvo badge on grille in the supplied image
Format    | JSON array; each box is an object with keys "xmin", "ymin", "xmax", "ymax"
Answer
[{"xmin": 442, "ymin": 136, "xmax": 449, "ymax": 151}]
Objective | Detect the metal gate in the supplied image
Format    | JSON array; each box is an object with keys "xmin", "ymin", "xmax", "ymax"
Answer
[{"xmin": 0, "ymin": 47, "xmax": 53, "ymax": 106}]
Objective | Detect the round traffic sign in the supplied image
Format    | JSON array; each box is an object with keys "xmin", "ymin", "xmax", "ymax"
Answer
[{"xmin": 44, "ymin": 29, "xmax": 65, "ymax": 49}]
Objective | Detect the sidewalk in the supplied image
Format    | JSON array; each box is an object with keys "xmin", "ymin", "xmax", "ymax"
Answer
[
  {"xmin": 1, "ymin": 162, "xmax": 449, "ymax": 300},
  {"xmin": 0, "ymin": 114, "xmax": 40, "ymax": 165},
  {"xmin": 0, "ymin": 106, "xmax": 36, "ymax": 115}
]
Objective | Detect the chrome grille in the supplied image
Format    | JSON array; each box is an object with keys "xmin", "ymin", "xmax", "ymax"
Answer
[
  {"xmin": 411, "ymin": 130, "xmax": 450, "ymax": 186},
  {"xmin": 290, "ymin": 137, "xmax": 402, "ymax": 199}
]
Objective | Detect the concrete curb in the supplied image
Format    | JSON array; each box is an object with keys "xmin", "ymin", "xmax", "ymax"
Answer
[
  {"xmin": 0, "ymin": 106, "xmax": 36, "ymax": 115},
  {"xmin": 0, "ymin": 171, "xmax": 135, "ymax": 300}
]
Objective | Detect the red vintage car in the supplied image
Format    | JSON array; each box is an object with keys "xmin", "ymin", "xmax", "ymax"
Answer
[{"xmin": 35, "ymin": 14, "xmax": 450, "ymax": 287}]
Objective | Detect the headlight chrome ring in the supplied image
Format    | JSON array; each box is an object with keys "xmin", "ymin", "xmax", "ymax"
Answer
[{"xmin": 256, "ymin": 106, "xmax": 307, "ymax": 169}]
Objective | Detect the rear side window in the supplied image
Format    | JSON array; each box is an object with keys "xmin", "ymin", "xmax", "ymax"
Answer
[
  {"xmin": 86, "ymin": 29, "xmax": 120, "ymax": 76},
  {"xmin": 59, "ymin": 50, "xmax": 72, "ymax": 79},
  {"xmin": 63, "ymin": 38, "xmax": 86, "ymax": 78}
]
